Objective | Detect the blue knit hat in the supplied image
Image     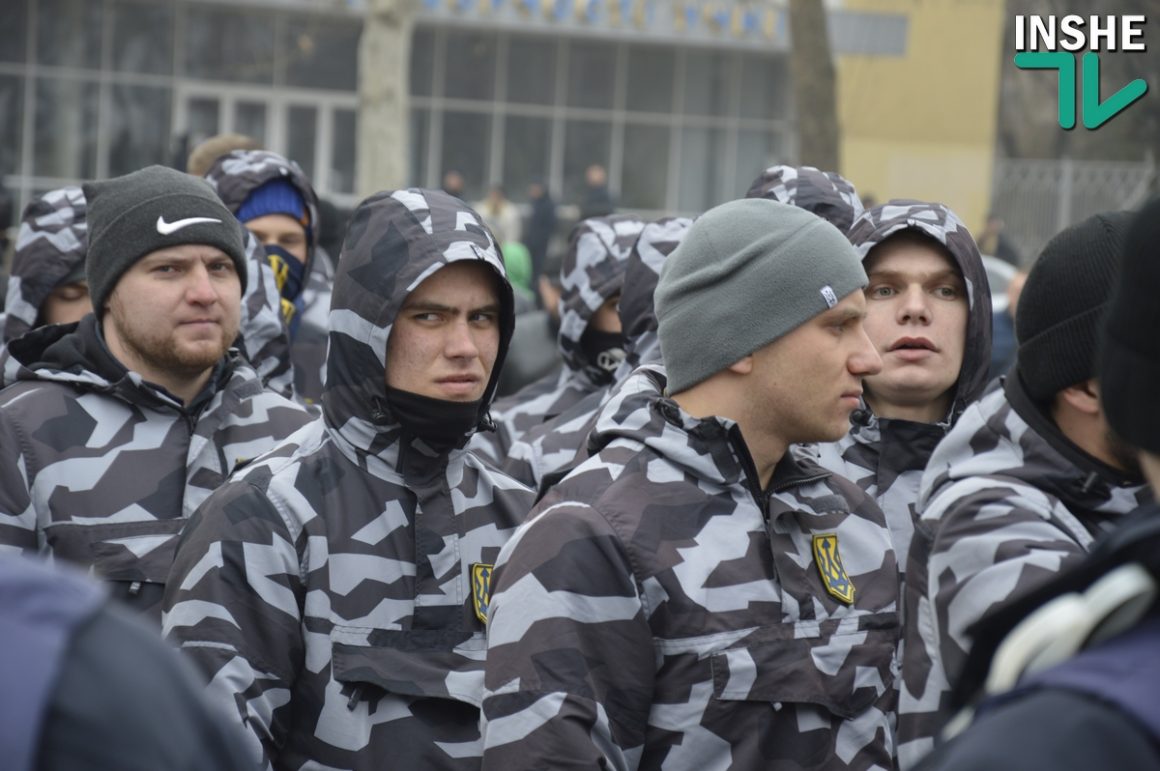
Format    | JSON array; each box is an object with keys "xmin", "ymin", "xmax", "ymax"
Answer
[{"xmin": 236, "ymin": 179, "xmax": 311, "ymax": 240}]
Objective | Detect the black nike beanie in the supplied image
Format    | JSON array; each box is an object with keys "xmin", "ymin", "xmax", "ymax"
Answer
[
  {"xmin": 83, "ymin": 165, "xmax": 248, "ymax": 318},
  {"xmin": 1099, "ymin": 197, "xmax": 1160, "ymax": 455},
  {"xmin": 1015, "ymin": 210, "xmax": 1129, "ymax": 401}
]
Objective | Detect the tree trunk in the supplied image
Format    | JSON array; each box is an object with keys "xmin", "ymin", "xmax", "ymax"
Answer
[
  {"xmin": 788, "ymin": 0, "xmax": 840, "ymax": 171},
  {"xmin": 357, "ymin": 0, "xmax": 416, "ymax": 197}
]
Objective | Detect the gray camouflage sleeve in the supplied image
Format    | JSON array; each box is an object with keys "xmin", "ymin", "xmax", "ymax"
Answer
[
  {"xmin": 163, "ymin": 478, "xmax": 306, "ymax": 771},
  {"xmin": 0, "ymin": 405, "xmax": 36, "ymax": 554},
  {"xmin": 922, "ymin": 481, "xmax": 1091, "ymax": 683},
  {"xmin": 482, "ymin": 503, "xmax": 655, "ymax": 770}
]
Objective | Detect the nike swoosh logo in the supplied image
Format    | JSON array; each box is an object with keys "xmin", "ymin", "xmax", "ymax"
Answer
[{"xmin": 156, "ymin": 215, "xmax": 222, "ymax": 235}]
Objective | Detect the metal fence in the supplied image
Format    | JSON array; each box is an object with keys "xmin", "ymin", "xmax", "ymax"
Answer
[{"xmin": 991, "ymin": 156, "xmax": 1156, "ymax": 267}]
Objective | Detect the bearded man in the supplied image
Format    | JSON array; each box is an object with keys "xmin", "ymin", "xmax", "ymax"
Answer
[{"xmin": 0, "ymin": 165, "xmax": 312, "ymax": 620}]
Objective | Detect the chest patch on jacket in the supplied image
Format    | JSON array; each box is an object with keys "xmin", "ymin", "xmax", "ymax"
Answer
[
  {"xmin": 812, "ymin": 534, "xmax": 855, "ymax": 605},
  {"xmin": 472, "ymin": 563, "xmax": 494, "ymax": 625}
]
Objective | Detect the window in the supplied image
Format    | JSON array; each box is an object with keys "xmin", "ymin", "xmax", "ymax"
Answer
[
  {"xmin": 0, "ymin": 77, "xmax": 23, "ymax": 175},
  {"xmin": 626, "ymin": 46, "xmax": 674, "ymax": 114},
  {"xmin": 735, "ymin": 128, "xmax": 786, "ymax": 197},
  {"xmin": 677, "ymin": 126, "xmax": 730, "ymax": 212},
  {"xmin": 411, "ymin": 108, "xmax": 431, "ymax": 187},
  {"xmin": 287, "ymin": 105, "xmax": 319, "ymax": 181},
  {"xmin": 235, "ymin": 102, "xmax": 268, "ymax": 146},
  {"xmin": 34, "ymin": 77, "xmax": 99, "ymax": 179},
  {"xmin": 502, "ymin": 115, "xmax": 552, "ymax": 203},
  {"xmin": 183, "ymin": 7, "xmax": 275, "ymax": 84},
  {"xmin": 37, "ymin": 0, "xmax": 102, "ymax": 69},
  {"xmin": 507, "ymin": 36, "xmax": 557, "ymax": 105},
  {"xmin": 284, "ymin": 15, "xmax": 360, "ymax": 91},
  {"xmin": 411, "ymin": 27, "xmax": 436, "ymax": 97},
  {"xmin": 567, "ymin": 41, "xmax": 617, "ymax": 109},
  {"xmin": 684, "ymin": 50, "xmax": 732, "ymax": 117},
  {"xmin": 563, "ymin": 120, "xmax": 612, "ymax": 203},
  {"xmin": 0, "ymin": 0, "xmax": 29, "ymax": 64},
  {"xmin": 444, "ymin": 30, "xmax": 496, "ymax": 101},
  {"xmin": 331, "ymin": 108, "xmax": 357, "ymax": 194},
  {"xmin": 739, "ymin": 54, "xmax": 789, "ymax": 120},
  {"xmin": 621, "ymin": 124, "xmax": 670, "ymax": 209},
  {"xmin": 110, "ymin": 0, "xmax": 174, "ymax": 75},
  {"xmin": 441, "ymin": 111, "xmax": 491, "ymax": 201},
  {"xmin": 107, "ymin": 85, "xmax": 172, "ymax": 177},
  {"xmin": 186, "ymin": 97, "xmax": 221, "ymax": 148}
]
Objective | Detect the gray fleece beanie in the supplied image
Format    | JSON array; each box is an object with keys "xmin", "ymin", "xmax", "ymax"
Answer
[
  {"xmin": 83, "ymin": 165, "xmax": 248, "ymax": 317},
  {"xmin": 656, "ymin": 197, "xmax": 868, "ymax": 393}
]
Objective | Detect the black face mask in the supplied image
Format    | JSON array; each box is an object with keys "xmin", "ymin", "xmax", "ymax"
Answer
[
  {"xmin": 580, "ymin": 327, "xmax": 626, "ymax": 380},
  {"xmin": 384, "ymin": 386, "xmax": 482, "ymax": 453},
  {"xmin": 265, "ymin": 244, "xmax": 307, "ymax": 303}
]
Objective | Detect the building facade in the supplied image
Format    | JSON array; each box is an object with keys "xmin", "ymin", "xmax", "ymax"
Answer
[{"xmin": 1, "ymin": 0, "xmax": 960, "ymax": 224}]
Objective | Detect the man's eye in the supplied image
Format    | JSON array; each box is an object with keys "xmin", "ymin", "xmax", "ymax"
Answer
[
  {"xmin": 867, "ymin": 285, "xmax": 893, "ymax": 298},
  {"xmin": 470, "ymin": 312, "xmax": 497, "ymax": 324},
  {"xmin": 935, "ymin": 286, "xmax": 960, "ymax": 299}
]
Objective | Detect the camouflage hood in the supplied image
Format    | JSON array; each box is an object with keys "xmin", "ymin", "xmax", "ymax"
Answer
[
  {"xmin": 321, "ymin": 188, "xmax": 515, "ymax": 457},
  {"xmin": 919, "ymin": 374, "xmax": 1149, "ymax": 526},
  {"xmin": 205, "ymin": 149, "xmax": 321, "ymax": 278},
  {"xmin": 848, "ymin": 200, "xmax": 993, "ymax": 422},
  {"xmin": 614, "ymin": 216, "xmax": 693, "ymax": 382},
  {"xmin": 557, "ymin": 214, "xmax": 646, "ymax": 381},
  {"xmin": 745, "ymin": 164, "xmax": 865, "ymax": 234},
  {"xmin": 3, "ymin": 187, "xmax": 87, "ymax": 343}
]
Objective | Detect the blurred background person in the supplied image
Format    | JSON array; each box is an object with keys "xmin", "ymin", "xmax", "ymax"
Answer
[{"xmin": 523, "ymin": 179, "xmax": 556, "ymax": 284}]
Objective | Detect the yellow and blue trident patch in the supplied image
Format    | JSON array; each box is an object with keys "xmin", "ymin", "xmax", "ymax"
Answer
[
  {"xmin": 812, "ymin": 534, "xmax": 855, "ymax": 605},
  {"xmin": 471, "ymin": 563, "xmax": 494, "ymax": 625}
]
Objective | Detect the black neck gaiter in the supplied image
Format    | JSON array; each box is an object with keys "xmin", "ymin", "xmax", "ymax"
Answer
[
  {"xmin": 580, "ymin": 327, "xmax": 626, "ymax": 382},
  {"xmin": 385, "ymin": 386, "xmax": 482, "ymax": 454}
]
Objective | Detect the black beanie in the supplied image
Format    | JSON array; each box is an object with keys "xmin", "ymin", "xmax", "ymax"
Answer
[
  {"xmin": 1015, "ymin": 210, "xmax": 1130, "ymax": 401},
  {"xmin": 1099, "ymin": 197, "xmax": 1160, "ymax": 455},
  {"xmin": 82, "ymin": 165, "xmax": 248, "ymax": 317}
]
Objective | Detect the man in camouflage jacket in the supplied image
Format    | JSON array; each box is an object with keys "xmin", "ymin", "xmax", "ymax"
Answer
[
  {"xmin": 804, "ymin": 201, "xmax": 992, "ymax": 578},
  {"xmin": 502, "ymin": 164, "xmax": 867, "ymax": 495},
  {"xmin": 499, "ymin": 215, "xmax": 692, "ymax": 493},
  {"xmin": 206, "ymin": 149, "xmax": 332, "ymax": 405},
  {"xmin": 482, "ymin": 198, "xmax": 899, "ymax": 770},
  {"xmin": 898, "ymin": 211, "xmax": 1152, "ymax": 767},
  {"xmin": 163, "ymin": 188, "xmax": 536, "ymax": 771},
  {"xmin": 472, "ymin": 214, "xmax": 645, "ymax": 465},
  {"xmin": 0, "ymin": 167, "xmax": 312, "ymax": 621}
]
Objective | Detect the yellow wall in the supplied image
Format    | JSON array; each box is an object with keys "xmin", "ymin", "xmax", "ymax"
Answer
[{"xmin": 836, "ymin": 0, "xmax": 1006, "ymax": 233}]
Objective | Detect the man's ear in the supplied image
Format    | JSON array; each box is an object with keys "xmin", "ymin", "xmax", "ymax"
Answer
[
  {"xmin": 1058, "ymin": 378, "xmax": 1101, "ymax": 416},
  {"xmin": 727, "ymin": 355, "xmax": 754, "ymax": 376}
]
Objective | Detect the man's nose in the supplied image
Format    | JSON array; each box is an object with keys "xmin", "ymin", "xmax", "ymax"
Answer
[
  {"xmin": 444, "ymin": 319, "xmax": 480, "ymax": 359},
  {"xmin": 898, "ymin": 286, "xmax": 932, "ymax": 324},
  {"xmin": 851, "ymin": 326, "xmax": 883, "ymax": 376}
]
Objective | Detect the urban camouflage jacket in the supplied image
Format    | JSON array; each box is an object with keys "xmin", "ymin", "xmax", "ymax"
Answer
[
  {"xmin": 806, "ymin": 201, "xmax": 993, "ymax": 575},
  {"xmin": 500, "ymin": 217, "xmax": 692, "ymax": 493},
  {"xmin": 0, "ymin": 316, "xmax": 313, "ymax": 620},
  {"xmin": 163, "ymin": 188, "xmax": 537, "ymax": 771},
  {"xmin": 473, "ymin": 215, "xmax": 645, "ymax": 465},
  {"xmin": 896, "ymin": 372, "xmax": 1152, "ymax": 767},
  {"xmin": 1, "ymin": 185, "xmax": 297, "ymax": 399},
  {"xmin": 207, "ymin": 149, "xmax": 331, "ymax": 405},
  {"xmin": 482, "ymin": 366, "xmax": 900, "ymax": 771}
]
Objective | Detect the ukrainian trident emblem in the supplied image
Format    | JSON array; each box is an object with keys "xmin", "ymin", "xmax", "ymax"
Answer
[
  {"xmin": 812, "ymin": 534, "xmax": 855, "ymax": 605},
  {"xmin": 471, "ymin": 563, "xmax": 494, "ymax": 625}
]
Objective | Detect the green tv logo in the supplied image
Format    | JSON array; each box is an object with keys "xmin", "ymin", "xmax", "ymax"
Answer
[{"xmin": 1014, "ymin": 15, "xmax": 1149, "ymax": 130}]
